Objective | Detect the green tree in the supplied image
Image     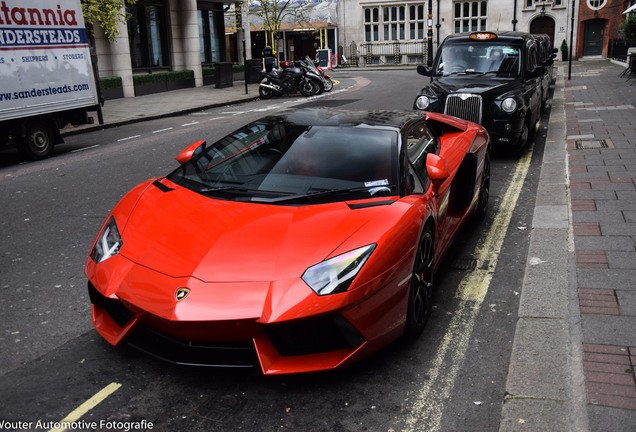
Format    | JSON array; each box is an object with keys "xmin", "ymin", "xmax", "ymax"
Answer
[
  {"xmin": 622, "ymin": 14, "xmax": 636, "ymax": 41},
  {"xmin": 81, "ymin": 0, "xmax": 137, "ymax": 42}
]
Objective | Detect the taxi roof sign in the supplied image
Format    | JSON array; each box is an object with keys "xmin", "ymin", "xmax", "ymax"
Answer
[{"xmin": 469, "ymin": 32, "xmax": 498, "ymax": 41}]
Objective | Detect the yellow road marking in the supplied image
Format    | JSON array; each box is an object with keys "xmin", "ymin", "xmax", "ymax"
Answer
[
  {"xmin": 404, "ymin": 145, "xmax": 534, "ymax": 432},
  {"xmin": 48, "ymin": 382, "xmax": 122, "ymax": 432}
]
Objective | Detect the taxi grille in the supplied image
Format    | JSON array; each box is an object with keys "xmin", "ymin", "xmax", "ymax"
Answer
[{"xmin": 444, "ymin": 94, "xmax": 483, "ymax": 124}]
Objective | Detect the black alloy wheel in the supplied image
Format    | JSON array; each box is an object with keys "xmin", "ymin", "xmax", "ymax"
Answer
[
  {"xmin": 474, "ymin": 152, "xmax": 490, "ymax": 219},
  {"xmin": 404, "ymin": 226, "xmax": 434, "ymax": 337}
]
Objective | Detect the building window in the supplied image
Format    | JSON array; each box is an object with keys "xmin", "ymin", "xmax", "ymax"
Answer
[
  {"xmin": 364, "ymin": 4, "xmax": 421, "ymax": 42},
  {"xmin": 409, "ymin": 5, "xmax": 425, "ymax": 40},
  {"xmin": 199, "ymin": 6, "xmax": 222, "ymax": 64},
  {"xmin": 365, "ymin": 7, "xmax": 380, "ymax": 42},
  {"xmin": 128, "ymin": 0, "xmax": 170, "ymax": 69},
  {"xmin": 383, "ymin": 6, "xmax": 405, "ymax": 40},
  {"xmin": 454, "ymin": 1, "xmax": 487, "ymax": 34},
  {"xmin": 587, "ymin": 0, "xmax": 607, "ymax": 9}
]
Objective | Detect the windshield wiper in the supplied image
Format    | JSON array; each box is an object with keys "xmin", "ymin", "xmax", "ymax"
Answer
[{"xmin": 265, "ymin": 185, "xmax": 396, "ymax": 204}]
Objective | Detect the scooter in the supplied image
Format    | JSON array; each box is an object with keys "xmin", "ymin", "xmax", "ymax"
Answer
[{"xmin": 304, "ymin": 56, "xmax": 333, "ymax": 92}]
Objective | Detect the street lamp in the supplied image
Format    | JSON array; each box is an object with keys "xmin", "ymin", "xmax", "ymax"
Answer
[
  {"xmin": 427, "ymin": 0, "xmax": 433, "ymax": 66},
  {"xmin": 568, "ymin": 0, "xmax": 575, "ymax": 80}
]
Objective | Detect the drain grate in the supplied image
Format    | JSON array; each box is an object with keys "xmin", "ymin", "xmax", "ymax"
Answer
[{"xmin": 575, "ymin": 139, "xmax": 610, "ymax": 149}]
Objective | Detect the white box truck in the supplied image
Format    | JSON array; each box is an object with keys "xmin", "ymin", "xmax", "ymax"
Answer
[{"xmin": 0, "ymin": 0, "xmax": 101, "ymax": 160}]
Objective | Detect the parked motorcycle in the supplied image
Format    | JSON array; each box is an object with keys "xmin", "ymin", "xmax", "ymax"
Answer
[
  {"xmin": 258, "ymin": 60, "xmax": 322, "ymax": 99},
  {"xmin": 303, "ymin": 56, "xmax": 333, "ymax": 92}
]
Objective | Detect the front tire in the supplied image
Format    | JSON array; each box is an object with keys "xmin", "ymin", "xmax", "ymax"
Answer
[
  {"xmin": 474, "ymin": 151, "xmax": 490, "ymax": 219},
  {"xmin": 404, "ymin": 226, "xmax": 434, "ymax": 337},
  {"xmin": 19, "ymin": 120, "xmax": 55, "ymax": 160},
  {"xmin": 299, "ymin": 79, "xmax": 318, "ymax": 96}
]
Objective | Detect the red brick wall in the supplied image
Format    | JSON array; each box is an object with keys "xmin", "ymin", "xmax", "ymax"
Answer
[{"xmin": 577, "ymin": 0, "xmax": 630, "ymax": 57}]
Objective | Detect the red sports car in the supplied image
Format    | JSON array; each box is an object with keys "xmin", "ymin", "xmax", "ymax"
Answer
[{"xmin": 85, "ymin": 108, "xmax": 490, "ymax": 375}]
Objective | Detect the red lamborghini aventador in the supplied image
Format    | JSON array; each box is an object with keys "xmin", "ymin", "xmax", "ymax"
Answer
[{"xmin": 85, "ymin": 108, "xmax": 490, "ymax": 375}]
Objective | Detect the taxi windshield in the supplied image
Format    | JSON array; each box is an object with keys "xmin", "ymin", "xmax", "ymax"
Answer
[{"xmin": 435, "ymin": 42, "xmax": 521, "ymax": 77}]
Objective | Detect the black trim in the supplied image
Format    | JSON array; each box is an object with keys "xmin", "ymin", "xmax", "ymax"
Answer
[
  {"xmin": 127, "ymin": 327, "xmax": 259, "ymax": 368},
  {"xmin": 152, "ymin": 179, "xmax": 174, "ymax": 192},
  {"xmin": 347, "ymin": 199, "xmax": 396, "ymax": 209}
]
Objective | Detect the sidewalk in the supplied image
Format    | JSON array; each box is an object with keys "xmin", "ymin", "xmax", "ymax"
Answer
[
  {"xmin": 562, "ymin": 59, "xmax": 636, "ymax": 431},
  {"xmin": 66, "ymin": 62, "xmax": 636, "ymax": 431},
  {"xmin": 500, "ymin": 59, "xmax": 636, "ymax": 432},
  {"xmin": 62, "ymin": 81, "xmax": 262, "ymax": 135}
]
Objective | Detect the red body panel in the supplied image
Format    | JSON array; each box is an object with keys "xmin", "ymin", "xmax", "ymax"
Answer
[{"xmin": 85, "ymin": 111, "xmax": 489, "ymax": 375}]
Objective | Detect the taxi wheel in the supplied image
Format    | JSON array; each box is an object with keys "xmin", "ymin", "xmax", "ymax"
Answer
[{"xmin": 513, "ymin": 122, "xmax": 529, "ymax": 157}]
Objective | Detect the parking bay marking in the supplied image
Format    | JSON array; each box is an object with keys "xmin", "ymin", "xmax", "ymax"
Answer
[
  {"xmin": 403, "ymin": 145, "xmax": 534, "ymax": 432},
  {"xmin": 48, "ymin": 382, "xmax": 122, "ymax": 432}
]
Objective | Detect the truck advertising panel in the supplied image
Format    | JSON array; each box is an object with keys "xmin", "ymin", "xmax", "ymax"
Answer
[{"xmin": 0, "ymin": 0, "xmax": 99, "ymax": 121}]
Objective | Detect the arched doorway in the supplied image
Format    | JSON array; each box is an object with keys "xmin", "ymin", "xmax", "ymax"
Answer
[
  {"xmin": 582, "ymin": 19, "xmax": 605, "ymax": 56},
  {"xmin": 530, "ymin": 16, "xmax": 555, "ymax": 44}
]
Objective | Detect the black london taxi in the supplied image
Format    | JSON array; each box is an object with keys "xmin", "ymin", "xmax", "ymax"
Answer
[{"xmin": 413, "ymin": 31, "xmax": 546, "ymax": 155}]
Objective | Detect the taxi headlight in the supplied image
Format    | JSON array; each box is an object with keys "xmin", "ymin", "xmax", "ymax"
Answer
[
  {"xmin": 501, "ymin": 97, "xmax": 518, "ymax": 113},
  {"xmin": 415, "ymin": 95, "xmax": 431, "ymax": 110}
]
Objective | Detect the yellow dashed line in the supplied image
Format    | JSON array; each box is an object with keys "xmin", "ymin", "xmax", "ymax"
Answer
[
  {"xmin": 404, "ymin": 145, "xmax": 534, "ymax": 432},
  {"xmin": 48, "ymin": 382, "xmax": 122, "ymax": 432}
]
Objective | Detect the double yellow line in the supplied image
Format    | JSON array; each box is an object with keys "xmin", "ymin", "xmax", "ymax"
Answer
[
  {"xmin": 404, "ymin": 145, "xmax": 534, "ymax": 431},
  {"xmin": 48, "ymin": 382, "xmax": 121, "ymax": 432}
]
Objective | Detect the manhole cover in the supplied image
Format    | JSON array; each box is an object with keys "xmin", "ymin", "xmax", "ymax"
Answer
[{"xmin": 575, "ymin": 139, "xmax": 609, "ymax": 149}]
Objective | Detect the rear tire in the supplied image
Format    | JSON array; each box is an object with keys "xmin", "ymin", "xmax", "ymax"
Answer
[
  {"xmin": 323, "ymin": 77, "xmax": 333, "ymax": 92},
  {"xmin": 404, "ymin": 226, "xmax": 434, "ymax": 337},
  {"xmin": 19, "ymin": 120, "xmax": 55, "ymax": 160}
]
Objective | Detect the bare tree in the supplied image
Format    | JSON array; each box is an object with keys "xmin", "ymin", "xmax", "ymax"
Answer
[{"xmin": 255, "ymin": 0, "xmax": 311, "ymax": 48}]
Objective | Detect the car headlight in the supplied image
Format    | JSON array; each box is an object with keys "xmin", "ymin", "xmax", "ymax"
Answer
[
  {"xmin": 302, "ymin": 244, "xmax": 376, "ymax": 295},
  {"xmin": 415, "ymin": 95, "xmax": 431, "ymax": 110},
  {"xmin": 501, "ymin": 97, "xmax": 518, "ymax": 113},
  {"xmin": 90, "ymin": 217, "xmax": 123, "ymax": 263}
]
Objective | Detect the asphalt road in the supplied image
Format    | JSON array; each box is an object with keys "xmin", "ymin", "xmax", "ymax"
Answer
[{"xmin": 0, "ymin": 70, "xmax": 549, "ymax": 432}]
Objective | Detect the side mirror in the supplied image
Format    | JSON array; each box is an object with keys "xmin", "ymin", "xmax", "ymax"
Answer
[
  {"xmin": 417, "ymin": 65, "xmax": 432, "ymax": 77},
  {"xmin": 175, "ymin": 140, "xmax": 207, "ymax": 164},
  {"xmin": 425, "ymin": 153, "xmax": 450, "ymax": 194}
]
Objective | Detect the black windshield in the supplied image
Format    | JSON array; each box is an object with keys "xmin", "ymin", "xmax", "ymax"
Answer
[{"xmin": 167, "ymin": 122, "xmax": 399, "ymax": 204}]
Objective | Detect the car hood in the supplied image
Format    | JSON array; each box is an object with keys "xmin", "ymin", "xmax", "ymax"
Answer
[
  {"xmin": 119, "ymin": 181, "xmax": 391, "ymax": 282},
  {"xmin": 428, "ymin": 76, "xmax": 518, "ymax": 97}
]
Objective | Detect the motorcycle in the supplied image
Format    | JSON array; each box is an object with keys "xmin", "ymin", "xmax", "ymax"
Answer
[
  {"xmin": 258, "ymin": 60, "xmax": 323, "ymax": 99},
  {"xmin": 303, "ymin": 56, "xmax": 333, "ymax": 92}
]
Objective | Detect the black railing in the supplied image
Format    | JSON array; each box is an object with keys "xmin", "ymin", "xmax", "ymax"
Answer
[
  {"xmin": 340, "ymin": 41, "xmax": 428, "ymax": 67},
  {"xmin": 609, "ymin": 39, "xmax": 636, "ymax": 61}
]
